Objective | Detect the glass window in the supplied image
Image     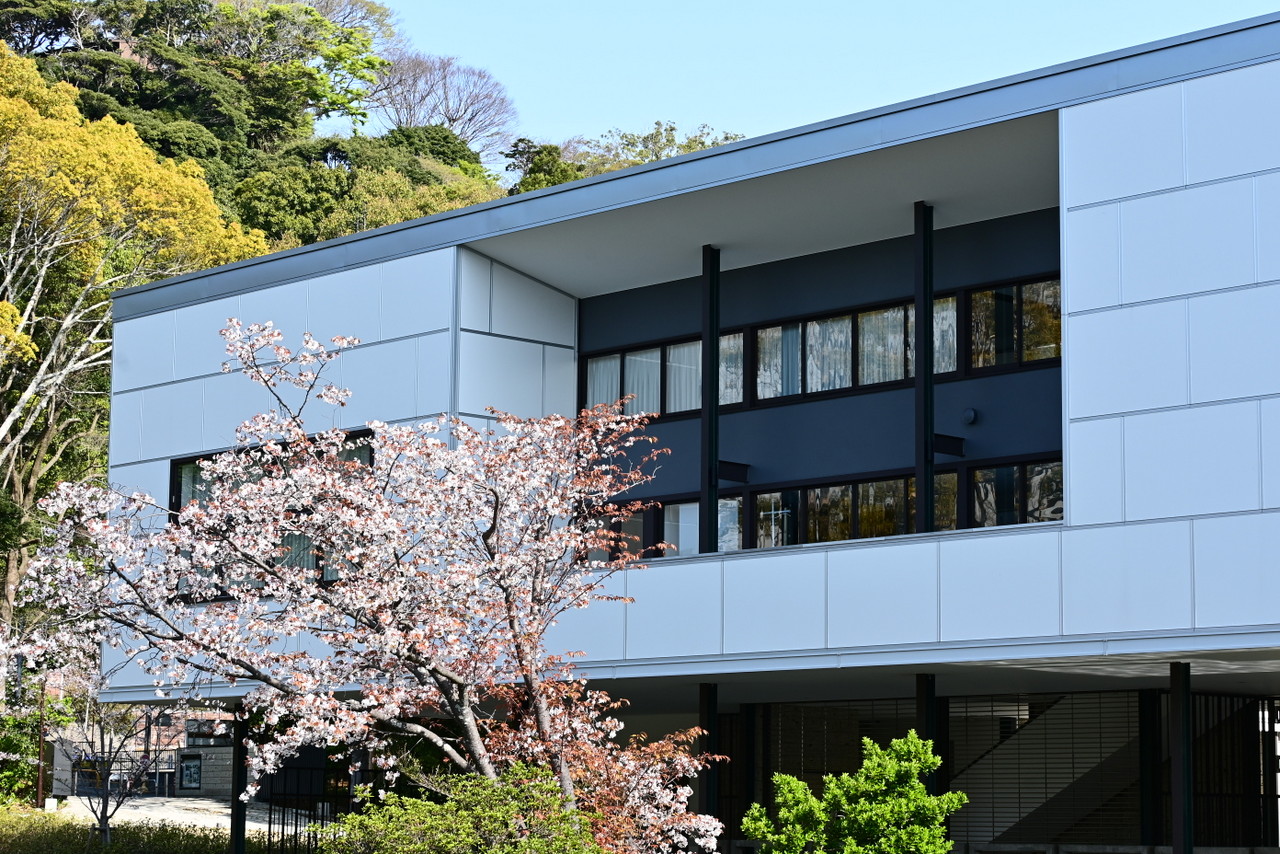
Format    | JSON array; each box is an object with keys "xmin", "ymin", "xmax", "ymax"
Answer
[
  {"xmin": 973, "ymin": 465, "xmax": 1022, "ymax": 527},
  {"xmin": 807, "ymin": 484, "xmax": 852, "ymax": 543},
  {"xmin": 806, "ymin": 315, "xmax": 852, "ymax": 392},
  {"xmin": 906, "ymin": 297, "xmax": 958, "ymax": 377},
  {"xmin": 619, "ymin": 514, "xmax": 645, "ymax": 556},
  {"xmin": 719, "ymin": 333, "xmax": 744, "ymax": 405},
  {"xmin": 177, "ymin": 461, "xmax": 207, "ymax": 506},
  {"xmin": 718, "ymin": 496, "xmax": 743, "ymax": 551},
  {"xmin": 1021, "ymin": 280, "xmax": 1061, "ymax": 362},
  {"xmin": 970, "ymin": 286, "xmax": 1018, "ymax": 369},
  {"xmin": 623, "ymin": 348, "xmax": 660, "ymax": 414},
  {"xmin": 665, "ymin": 341, "xmax": 701, "ymax": 413},
  {"xmin": 662, "ymin": 502, "xmax": 699, "ymax": 556},
  {"xmin": 858, "ymin": 306, "xmax": 906, "ymax": 385},
  {"xmin": 857, "ymin": 478, "xmax": 907, "ymax": 538},
  {"xmin": 757, "ymin": 323, "xmax": 801, "ymax": 399},
  {"xmin": 755, "ymin": 490, "xmax": 800, "ymax": 548},
  {"xmin": 907, "ymin": 472, "xmax": 959, "ymax": 533},
  {"xmin": 1026, "ymin": 461, "xmax": 1064, "ymax": 522},
  {"xmin": 586, "ymin": 354, "xmax": 620, "ymax": 409}
]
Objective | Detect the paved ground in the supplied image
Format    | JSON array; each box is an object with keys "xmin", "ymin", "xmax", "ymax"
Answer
[{"xmin": 54, "ymin": 794, "xmax": 274, "ymax": 832}]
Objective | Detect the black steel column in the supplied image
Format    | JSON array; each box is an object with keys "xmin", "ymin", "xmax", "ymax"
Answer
[
  {"xmin": 230, "ymin": 706, "xmax": 249, "ymax": 854},
  {"xmin": 1139, "ymin": 689, "xmax": 1163, "ymax": 845},
  {"xmin": 1170, "ymin": 662, "xmax": 1194, "ymax": 854},
  {"xmin": 913, "ymin": 202, "xmax": 935, "ymax": 534},
  {"xmin": 699, "ymin": 683, "xmax": 720, "ymax": 818},
  {"xmin": 700, "ymin": 245, "xmax": 721, "ymax": 554}
]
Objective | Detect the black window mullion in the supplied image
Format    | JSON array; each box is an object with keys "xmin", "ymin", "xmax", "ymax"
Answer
[
  {"xmin": 658, "ymin": 345, "xmax": 668, "ymax": 416},
  {"xmin": 745, "ymin": 327, "xmax": 759, "ymax": 406}
]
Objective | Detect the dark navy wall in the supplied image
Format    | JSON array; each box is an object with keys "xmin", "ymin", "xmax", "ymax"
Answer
[{"xmin": 581, "ymin": 207, "xmax": 1061, "ymax": 501}]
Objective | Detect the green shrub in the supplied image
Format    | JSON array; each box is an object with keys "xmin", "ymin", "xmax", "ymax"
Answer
[
  {"xmin": 743, "ymin": 730, "xmax": 967, "ymax": 854},
  {"xmin": 0, "ymin": 807, "xmax": 271, "ymax": 854},
  {"xmin": 319, "ymin": 765, "xmax": 603, "ymax": 854}
]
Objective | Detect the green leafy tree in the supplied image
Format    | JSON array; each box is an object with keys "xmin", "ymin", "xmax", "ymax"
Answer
[
  {"xmin": 567, "ymin": 120, "xmax": 743, "ymax": 177},
  {"xmin": 319, "ymin": 765, "xmax": 605, "ymax": 854},
  {"xmin": 742, "ymin": 730, "xmax": 966, "ymax": 854},
  {"xmin": 503, "ymin": 138, "xmax": 583, "ymax": 195}
]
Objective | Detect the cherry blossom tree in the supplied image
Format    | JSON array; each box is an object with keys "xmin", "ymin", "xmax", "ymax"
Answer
[{"xmin": 24, "ymin": 320, "xmax": 721, "ymax": 853}]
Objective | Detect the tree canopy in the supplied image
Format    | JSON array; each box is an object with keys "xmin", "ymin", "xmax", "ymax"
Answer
[{"xmin": 0, "ymin": 40, "xmax": 265, "ymax": 697}]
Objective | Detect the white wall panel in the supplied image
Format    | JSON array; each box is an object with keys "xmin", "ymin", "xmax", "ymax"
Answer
[
  {"xmin": 113, "ymin": 311, "xmax": 174, "ymax": 391},
  {"xmin": 308, "ymin": 268, "xmax": 380, "ymax": 345},
  {"xmin": 458, "ymin": 248, "xmax": 491, "ymax": 332},
  {"xmin": 546, "ymin": 572, "xmax": 627, "ymax": 662},
  {"xmin": 828, "ymin": 542, "xmax": 938, "ymax": 647},
  {"xmin": 107, "ymin": 459, "xmax": 171, "ymax": 503},
  {"xmin": 1064, "ymin": 205, "xmax": 1121, "ymax": 313},
  {"xmin": 723, "ymin": 552, "xmax": 826, "ymax": 654},
  {"xmin": 382, "ymin": 250, "xmax": 455, "ymax": 340},
  {"xmin": 491, "ymin": 265, "xmax": 575, "ymax": 346},
  {"xmin": 1061, "ymin": 521, "xmax": 1192, "ymax": 634},
  {"xmin": 141, "ymin": 381, "xmax": 204, "ymax": 460},
  {"xmin": 1254, "ymin": 172, "xmax": 1280, "ymax": 284},
  {"xmin": 457, "ymin": 331, "xmax": 543, "ymax": 418},
  {"xmin": 238, "ymin": 279, "xmax": 306, "ymax": 334},
  {"xmin": 1124, "ymin": 401, "xmax": 1260, "ymax": 520},
  {"xmin": 1259, "ymin": 398, "xmax": 1280, "ymax": 509},
  {"xmin": 1066, "ymin": 300, "xmax": 1187, "ymax": 418},
  {"xmin": 1120, "ymin": 179, "xmax": 1254, "ymax": 303},
  {"xmin": 108, "ymin": 390, "xmax": 143, "ymax": 465},
  {"xmin": 200, "ymin": 371, "xmax": 276, "ymax": 451},
  {"xmin": 1194, "ymin": 512, "xmax": 1280, "ymax": 627},
  {"xmin": 625, "ymin": 561, "xmax": 722, "ymax": 659},
  {"xmin": 543, "ymin": 346, "xmax": 577, "ymax": 416},
  {"xmin": 335, "ymin": 339, "xmax": 418, "ymax": 429},
  {"xmin": 172, "ymin": 296, "xmax": 239, "ymax": 379},
  {"xmin": 940, "ymin": 531, "xmax": 1060, "ymax": 642},
  {"xmin": 1061, "ymin": 84, "xmax": 1184, "ymax": 208},
  {"xmin": 1184, "ymin": 59, "xmax": 1280, "ymax": 184},
  {"xmin": 1067, "ymin": 418, "xmax": 1125, "ymax": 525},
  {"xmin": 1189, "ymin": 284, "xmax": 1280, "ymax": 403},
  {"xmin": 415, "ymin": 331, "xmax": 452, "ymax": 417}
]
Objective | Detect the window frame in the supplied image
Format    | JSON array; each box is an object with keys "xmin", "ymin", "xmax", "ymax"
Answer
[{"xmin": 577, "ymin": 272, "xmax": 1060, "ymax": 419}]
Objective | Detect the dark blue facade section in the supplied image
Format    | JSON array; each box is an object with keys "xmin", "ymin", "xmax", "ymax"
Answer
[
  {"xmin": 582, "ymin": 208, "xmax": 1062, "ymax": 503},
  {"xmin": 580, "ymin": 208, "xmax": 1059, "ymax": 352}
]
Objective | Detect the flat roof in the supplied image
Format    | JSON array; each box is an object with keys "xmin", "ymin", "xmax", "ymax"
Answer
[{"xmin": 114, "ymin": 11, "xmax": 1280, "ymax": 319}]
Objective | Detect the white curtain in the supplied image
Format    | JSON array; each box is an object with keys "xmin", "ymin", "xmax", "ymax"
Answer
[
  {"xmin": 586, "ymin": 354, "xmax": 621, "ymax": 408},
  {"xmin": 665, "ymin": 341, "xmax": 701, "ymax": 412},
  {"xmin": 858, "ymin": 307, "xmax": 905, "ymax": 385},
  {"xmin": 624, "ymin": 348, "xmax": 661, "ymax": 414}
]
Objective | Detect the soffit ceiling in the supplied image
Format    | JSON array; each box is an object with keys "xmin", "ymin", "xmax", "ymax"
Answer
[{"xmin": 467, "ymin": 111, "xmax": 1059, "ymax": 298}]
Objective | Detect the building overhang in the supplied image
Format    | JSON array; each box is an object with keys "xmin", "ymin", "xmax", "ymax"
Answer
[{"xmin": 111, "ymin": 11, "xmax": 1280, "ymax": 320}]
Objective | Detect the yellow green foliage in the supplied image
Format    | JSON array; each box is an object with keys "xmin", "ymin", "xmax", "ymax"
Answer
[
  {"xmin": 0, "ymin": 301, "xmax": 34, "ymax": 364},
  {"xmin": 0, "ymin": 42, "xmax": 266, "ymax": 272}
]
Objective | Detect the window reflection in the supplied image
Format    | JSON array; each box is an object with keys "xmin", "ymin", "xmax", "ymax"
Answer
[
  {"xmin": 806, "ymin": 315, "xmax": 852, "ymax": 392},
  {"xmin": 971, "ymin": 287, "xmax": 1018, "ymax": 369},
  {"xmin": 857, "ymin": 478, "xmax": 907, "ymax": 538},
  {"xmin": 807, "ymin": 485, "xmax": 852, "ymax": 543},
  {"xmin": 719, "ymin": 333, "xmax": 744, "ymax": 405},
  {"xmin": 1027, "ymin": 461, "xmax": 1064, "ymax": 522},
  {"xmin": 662, "ymin": 501, "xmax": 699, "ymax": 555},
  {"xmin": 718, "ymin": 496, "xmax": 743, "ymax": 551},
  {"xmin": 1022, "ymin": 280, "xmax": 1061, "ymax": 362},
  {"xmin": 756, "ymin": 490, "xmax": 800, "ymax": 547},
  {"xmin": 758, "ymin": 324, "xmax": 802, "ymax": 399},
  {"xmin": 973, "ymin": 465, "xmax": 1022, "ymax": 527},
  {"xmin": 907, "ymin": 472, "xmax": 959, "ymax": 532}
]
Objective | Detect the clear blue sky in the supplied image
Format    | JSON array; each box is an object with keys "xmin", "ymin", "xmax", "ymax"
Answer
[{"xmin": 377, "ymin": 1, "xmax": 1280, "ymax": 146}]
